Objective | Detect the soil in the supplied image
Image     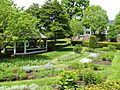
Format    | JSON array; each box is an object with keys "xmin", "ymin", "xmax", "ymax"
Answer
[
  {"xmin": 94, "ymin": 61, "xmax": 111, "ymax": 65},
  {"xmin": 26, "ymin": 72, "xmax": 36, "ymax": 79}
]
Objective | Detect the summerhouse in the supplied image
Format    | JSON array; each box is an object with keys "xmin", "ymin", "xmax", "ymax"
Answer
[{"xmin": 5, "ymin": 34, "xmax": 47, "ymax": 55}]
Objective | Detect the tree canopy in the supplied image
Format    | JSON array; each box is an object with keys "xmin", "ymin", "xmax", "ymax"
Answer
[
  {"xmin": 107, "ymin": 12, "xmax": 120, "ymax": 41},
  {"xmin": 0, "ymin": 0, "xmax": 40, "ymax": 52},
  {"xmin": 38, "ymin": 0, "xmax": 70, "ymax": 39},
  {"xmin": 62, "ymin": 0, "xmax": 89, "ymax": 20},
  {"xmin": 69, "ymin": 18, "xmax": 84, "ymax": 37},
  {"xmin": 82, "ymin": 5, "xmax": 108, "ymax": 34}
]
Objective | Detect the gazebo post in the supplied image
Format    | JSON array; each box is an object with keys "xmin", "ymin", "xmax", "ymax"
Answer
[
  {"xmin": 14, "ymin": 42, "xmax": 16, "ymax": 55},
  {"xmin": 24, "ymin": 42, "xmax": 26, "ymax": 54},
  {"xmin": 46, "ymin": 40, "xmax": 47, "ymax": 51}
]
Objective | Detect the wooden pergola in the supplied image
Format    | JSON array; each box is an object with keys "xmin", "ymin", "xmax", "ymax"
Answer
[{"xmin": 5, "ymin": 34, "xmax": 48, "ymax": 55}]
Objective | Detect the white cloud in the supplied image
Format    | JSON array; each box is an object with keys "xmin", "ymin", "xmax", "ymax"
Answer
[{"xmin": 13, "ymin": 0, "xmax": 120, "ymax": 20}]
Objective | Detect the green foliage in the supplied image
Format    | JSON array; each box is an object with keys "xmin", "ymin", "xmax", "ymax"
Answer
[
  {"xmin": 99, "ymin": 45, "xmax": 116, "ymax": 51},
  {"xmin": 0, "ymin": 67, "xmax": 27, "ymax": 81},
  {"xmin": 113, "ymin": 12, "xmax": 120, "ymax": 40},
  {"xmin": 82, "ymin": 5, "xmax": 108, "ymax": 34},
  {"xmin": 59, "ymin": 71, "xmax": 78, "ymax": 89},
  {"xmin": 78, "ymin": 69, "xmax": 102, "ymax": 85},
  {"xmin": 68, "ymin": 63, "xmax": 100, "ymax": 71},
  {"xmin": 6, "ymin": 11, "xmax": 39, "ymax": 41},
  {"xmin": 0, "ymin": 0, "xmax": 40, "ymax": 52},
  {"xmin": 73, "ymin": 44, "xmax": 82, "ymax": 53},
  {"xmin": 38, "ymin": 0, "xmax": 70, "ymax": 39},
  {"xmin": 100, "ymin": 53, "xmax": 114, "ymax": 62},
  {"xmin": 89, "ymin": 35, "xmax": 97, "ymax": 48},
  {"xmin": 0, "ymin": 0, "xmax": 14, "ymax": 51},
  {"xmin": 57, "ymin": 53, "xmax": 81, "ymax": 63},
  {"xmin": 107, "ymin": 25, "xmax": 117, "ymax": 42},
  {"xmin": 84, "ymin": 80, "xmax": 120, "ymax": 90},
  {"xmin": 62, "ymin": 0, "xmax": 89, "ymax": 20},
  {"xmin": 108, "ymin": 50, "xmax": 120, "ymax": 80},
  {"xmin": 69, "ymin": 19, "xmax": 84, "ymax": 37}
]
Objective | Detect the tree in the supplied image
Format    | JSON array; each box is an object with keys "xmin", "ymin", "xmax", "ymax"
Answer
[
  {"xmin": 6, "ymin": 11, "xmax": 39, "ymax": 41},
  {"xmin": 107, "ymin": 12, "xmax": 120, "ymax": 42},
  {"xmin": 114, "ymin": 12, "xmax": 120, "ymax": 35},
  {"xmin": 62, "ymin": 0, "xmax": 89, "ymax": 20},
  {"xmin": 69, "ymin": 18, "xmax": 84, "ymax": 37},
  {"xmin": 0, "ymin": 0, "xmax": 14, "ymax": 51},
  {"xmin": 107, "ymin": 25, "xmax": 117, "ymax": 42},
  {"xmin": 0, "ymin": 0, "xmax": 39, "ymax": 52},
  {"xmin": 39, "ymin": 0, "xmax": 70, "ymax": 41},
  {"xmin": 82, "ymin": 5, "xmax": 108, "ymax": 34}
]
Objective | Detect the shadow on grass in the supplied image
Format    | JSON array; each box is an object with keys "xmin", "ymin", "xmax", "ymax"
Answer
[
  {"xmin": 0, "ymin": 53, "xmax": 50, "ymax": 63},
  {"xmin": 56, "ymin": 47, "xmax": 73, "ymax": 52}
]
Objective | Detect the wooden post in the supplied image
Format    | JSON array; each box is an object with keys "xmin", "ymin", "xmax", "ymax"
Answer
[
  {"xmin": 24, "ymin": 42, "xmax": 26, "ymax": 54},
  {"xmin": 14, "ymin": 42, "xmax": 16, "ymax": 55},
  {"xmin": 46, "ymin": 40, "xmax": 47, "ymax": 51}
]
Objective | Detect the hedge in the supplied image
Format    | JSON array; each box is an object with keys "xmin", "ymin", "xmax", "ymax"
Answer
[
  {"xmin": 47, "ymin": 40, "xmax": 70, "ymax": 51},
  {"xmin": 71, "ymin": 41, "xmax": 82, "ymax": 46},
  {"xmin": 72, "ymin": 41, "xmax": 120, "ymax": 49}
]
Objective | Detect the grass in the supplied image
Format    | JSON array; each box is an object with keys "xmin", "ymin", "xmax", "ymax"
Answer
[
  {"xmin": 0, "ymin": 46, "xmax": 73, "ymax": 67},
  {"xmin": 107, "ymin": 50, "xmax": 120, "ymax": 80},
  {"xmin": 1, "ymin": 46, "xmax": 119, "ymax": 89},
  {"xmin": 0, "ymin": 77, "xmax": 59, "ymax": 87}
]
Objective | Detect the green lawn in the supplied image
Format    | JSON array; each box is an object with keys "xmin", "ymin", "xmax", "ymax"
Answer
[
  {"xmin": 107, "ymin": 50, "xmax": 120, "ymax": 80},
  {"xmin": 1, "ymin": 46, "xmax": 119, "ymax": 89},
  {"xmin": 0, "ymin": 46, "xmax": 73, "ymax": 67}
]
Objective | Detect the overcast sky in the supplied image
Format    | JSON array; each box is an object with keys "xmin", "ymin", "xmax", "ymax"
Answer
[{"xmin": 13, "ymin": 0, "xmax": 120, "ymax": 20}]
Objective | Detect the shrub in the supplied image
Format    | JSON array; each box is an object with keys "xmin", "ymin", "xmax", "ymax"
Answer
[
  {"xmin": 84, "ymin": 80, "xmax": 120, "ymax": 90},
  {"xmin": 78, "ymin": 69, "xmax": 102, "ymax": 85},
  {"xmin": 83, "ymin": 47, "xmax": 95, "ymax": 52},
  {"xmin": 58, "ymin": 71, "xmax": 78, "ymax": 90},
  {"xmin": 100, "ymin": 53, "xmax": 114, "ymax": 62},
  {"xmin": 89, "ymin": 35, "xmax": 98, "ymax": 48},
  {"xmin": 108, "ymin": 45, "xmax": 116, "ymax": 51},
  {"xmin": 73, "ymin": 44, "xmax": 82, "ymax": 53},
  {"xmin": 100, "ymin": 45, "xmax": 116, "ymax": 51}
]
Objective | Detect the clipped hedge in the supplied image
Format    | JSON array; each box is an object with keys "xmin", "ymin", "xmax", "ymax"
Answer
[
  {"xmin": 83, "ymin": 41, "xmax": 120, "ymax": 49},
  {"xmin": 47, "ymin": 40, "xmax": 70, "ymax": 51},
  {"xmin": 71, "ymin": 41, "xmax": 82, "ymax": 46}
]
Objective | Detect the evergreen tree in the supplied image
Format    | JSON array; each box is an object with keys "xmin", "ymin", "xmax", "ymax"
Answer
[{"xmin": 39, "ymin": 0, "xmax": 70, "ymax": 41}]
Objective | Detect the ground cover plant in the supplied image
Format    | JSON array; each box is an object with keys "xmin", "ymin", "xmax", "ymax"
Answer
[{"xmin": 0, "ymin": 44, "xmax": 119, "ymax": 90}]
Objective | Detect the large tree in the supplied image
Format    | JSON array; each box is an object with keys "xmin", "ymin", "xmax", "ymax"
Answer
[
  {"xmin": 6, "ymin": 11, "xmax": 39, "ymax": 41},
  {"xmin": 114, "ymin": 12, "xmax": 120, "ymax": 34},
  {"xmin": 39, "ymin": 0, "xmax": 70, "ymax": 41},
  {"xmin": 107, "ymin": 12, "xmax": 120, "ymax": 41},
  {"xmin": 62, "ymin": 0, "xmax": 89, "ymax": 20},
  {"xmin": 69, "ymin": 18, "xmax": 84, "ymax": 37},
  {"xmin": 0, "ymin": 0, "xmax": 14, "ymax": 51},
  {"xmin": 82, "ymin": 5, "xmax": 109, "ymax": 34},
  {"xmin": 0, "ymin": 0, "xmax": 39, "ymax": 52},
  {"xmin": 107, "ymin": 25, "xmax": 117, "ymax": 42}
]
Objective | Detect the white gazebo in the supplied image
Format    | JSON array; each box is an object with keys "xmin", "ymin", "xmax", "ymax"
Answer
[{"xmin": 5, "ymin": 34, "xmax": 48, "ymax": 55}]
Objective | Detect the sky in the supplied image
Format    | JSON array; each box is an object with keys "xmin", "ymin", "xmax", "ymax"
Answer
[{"xmin": 13, "ymin": 0, "xmax": 120, "ymax": 20}]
